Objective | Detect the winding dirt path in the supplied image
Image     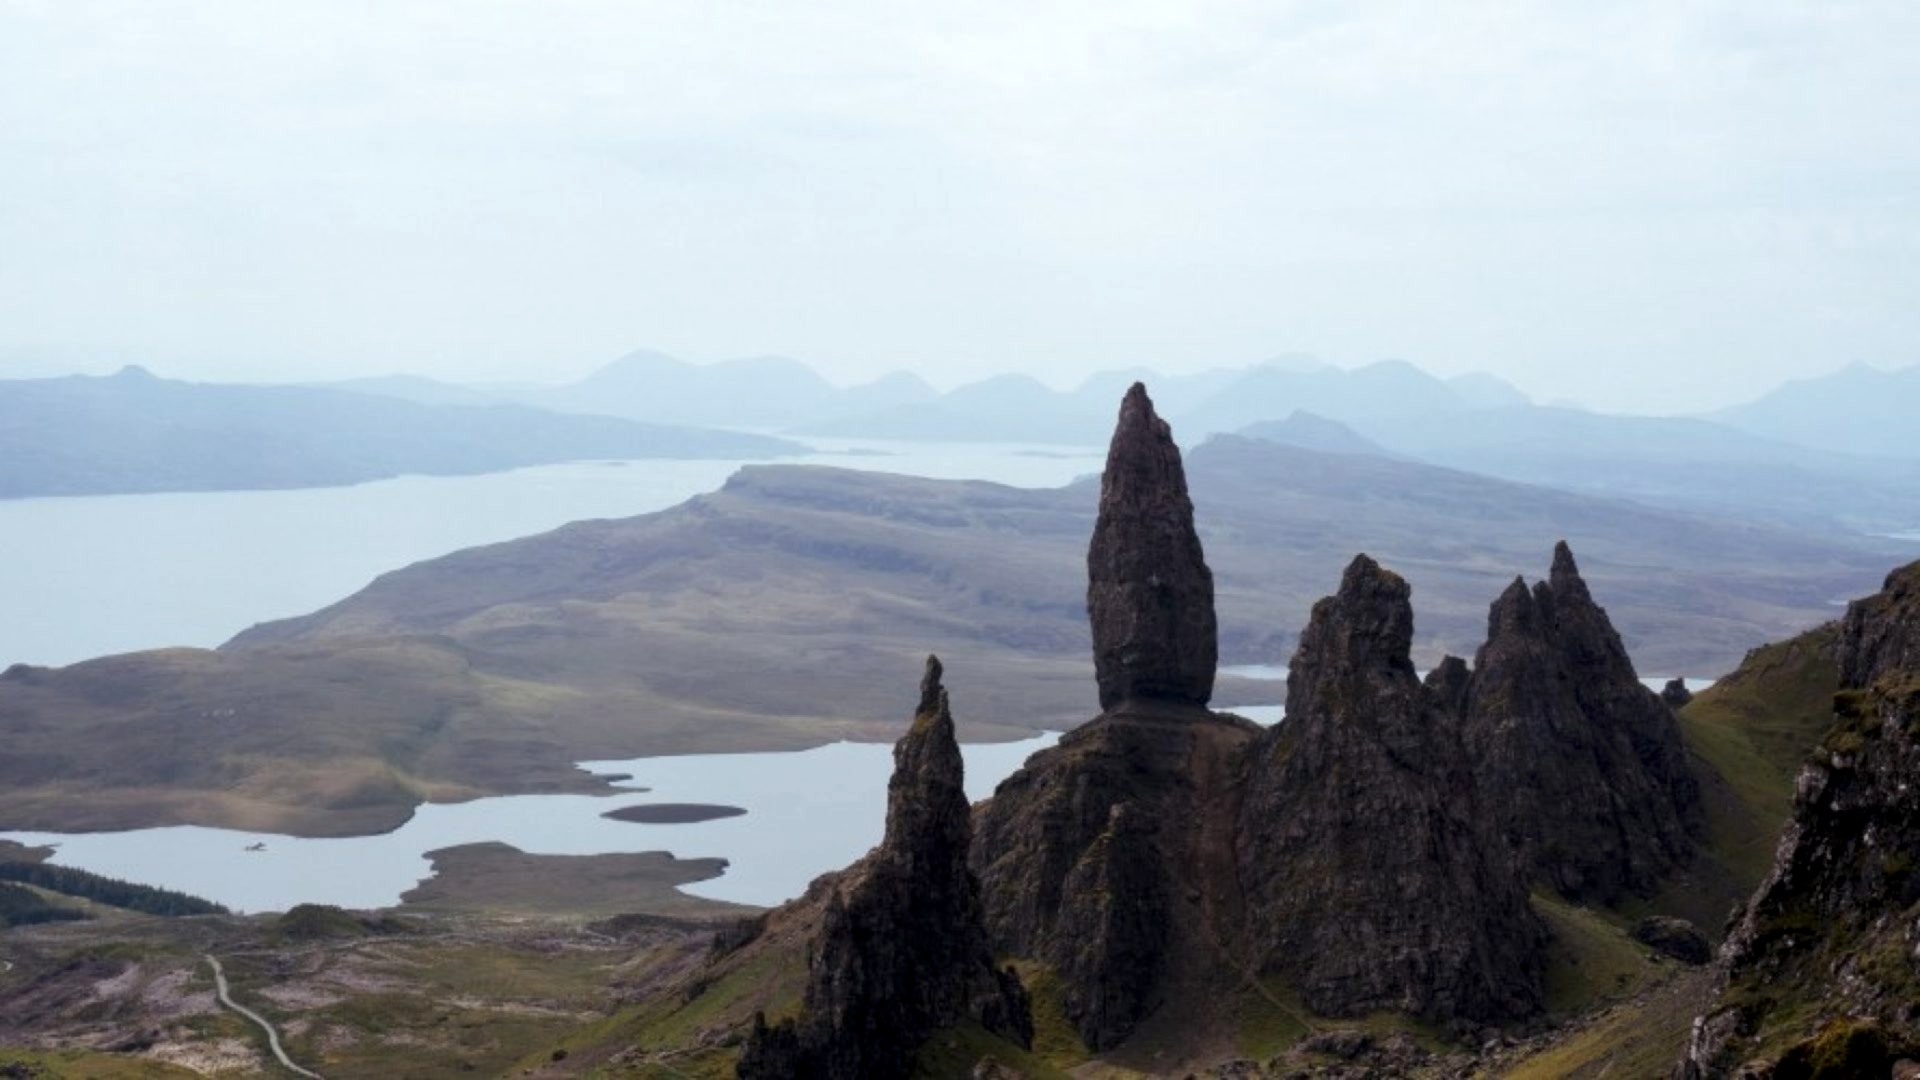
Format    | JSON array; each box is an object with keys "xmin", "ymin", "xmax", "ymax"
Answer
[{"xmin": 204, "ymin": 954, "xmax": 324, "ymax": 1079}]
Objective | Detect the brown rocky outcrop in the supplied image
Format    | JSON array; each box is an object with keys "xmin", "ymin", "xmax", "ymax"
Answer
[
  {"xmin": 1237, "ymin": 555, "xmax": 1546, "ymax": 1025},
  {"xmin": 1048, "ymin": 802, "xmax": 1173, "ymax": 1051},
  {"xmin": 1087, "ymin": 382, "xmax": 1217, "ymax": 710},
  {"xmin": 973, "ymin": 385, "xmax": 1258, "ymax": 1050},
  {"xmin": 971, "ymin": 696, "xmax": 1257, "ymax": 1051},
  {"xmin": 1632, "ymin": 916, "xmax": 1710, "ymax": 965},
  {"xmin": 737, "ymin": 657, "xmax": 1031, "ymax": 1079},
  {"xmin": 1842, "ymin": 557, "xmax": 1920, "ymax": 688},
  {"xmin": 1456, "ymin": 543, "xmax": 1700, "ymax": 903},
  {"xmin": 1661, "ymin": 678, "xmax": 1694, "ymax": 709},
  {"xmin": 1680, "ymin": 561, "xmax": 1920, "ymax": 1078},
  {"xmin": 768, "ymin": 385, "xmax": 1722, "ymax": 1067}
]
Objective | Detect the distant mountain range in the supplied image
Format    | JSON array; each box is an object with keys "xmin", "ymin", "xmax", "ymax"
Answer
[
  {"xmin": 326, "ymin": 350, "xmax": 1920, "ymax": 533},
  {"xmin": 1713, "ymin": 361, "xmax": 1920, "ymax": 460},
  {"xmin": 494, "ymin": 350, "xmax": 941, "ymax": 431},
  {"xmin": 12, "ymin": 352, "xmax": 1920, "ymax": 532},
  {"xmin": 0, "ymin": 366, "xmax": 804, "ymax": 498},
  {"xmin": 338, "ymin": 352, "xmax": 1528, "ymax": 443},
  {"xmin": 1237, "ymin": 411, "xmax": 1398, "ymax": 458},
  {"xmin": 1312, "ymin": 404, "xmax": 1920, "ymax": 535}
]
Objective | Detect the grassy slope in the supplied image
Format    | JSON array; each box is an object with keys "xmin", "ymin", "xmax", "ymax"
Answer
[
  {"xmin": 2, "ymin": 904, "xmax": 708, "ymax": 1080},
  {"xmin": 1630, "ymin": 624, "xmax": 1840, "ymax": 933},
  {"xmin": 0, "ymin": 1049, "xmax": 203, "ymax": 1078},
  {"xmin": 1502, "ymin": 969, "xmax": 1718, "ymax": 1080},
  {"xmin": 525, "ymin": 891, "xmax": 818, "ymax": 1078},
  {"xmin": 1498, "ymin": 624, "xmax": 1844, "ymax": 1078},
  {"xmin": 1534, "ymin": 893, "xmax": 1667, "ymax": 1018}
]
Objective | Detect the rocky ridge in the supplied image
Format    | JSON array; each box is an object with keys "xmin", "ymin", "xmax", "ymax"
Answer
[
  {"xmin": 1237, "ymin": 554, "xmax": 1546, "ymax": 1025},
  {"xmin": 973, "ymin": 385, "xmax": 1697, "ymax": 1053},
  {"xmin": 1452, "ymin": 542, "xmax": 1702, "ymax": 903},
  {"xmin": 736, "ymin": 657, "xmax": 1031, "ymax": 1079},
  {"xmin": 1680, "ymin": 561, "xmax": 1920, "ymax": 1077},
  {"xmin": 679, "ymin": 382, "xmax": 1712, "ymax": 1072}
]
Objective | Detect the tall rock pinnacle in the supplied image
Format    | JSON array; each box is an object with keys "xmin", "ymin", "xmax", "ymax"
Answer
[
  {"xmin": 1458, "ymin": 542, "xmax": 1700, "ymax": 902},
  {"xmin": 737, "ymin": 657, "xmax": 1031, "ymax": 1079},
  {"xmin": 1237, "ymin": 554, "xmax": 1546, "ymax": 1025},
  {"xmin": 1086, "ymin": 382, "xmax": 1217, "ymax": 710}
]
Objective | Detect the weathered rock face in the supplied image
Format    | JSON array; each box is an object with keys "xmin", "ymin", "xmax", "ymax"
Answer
[
  {"xmin": 738, "ymin": 657, "xmax": 1031, "ymax": 1079},
  {"xmin": 1633, "ymin": 916, "xmax": 1710, "ymax": 965},
  {"xmin": 1087, "ymin": 382, "xmax": 1217, "ymax": 710},
  {"xmin": 1049, "ymin": 802, "xmax": 1172, "ymax": 1051},
  {"xmin": 1456, "ymin": 543, "xmax": 1700, "ymax": 903},
  {"xmin": 1661, "ymin": 678, "xmax": 1694, "ymax": 709},
  {"xmin": 1237, "ymin": 555, "xmax": 1546, "ymax": 1025},
  {"xmin": 1842, "ymin": 559, "xmax": 1920, "ymax": 689},
  {"xmin": 967, "ymin": 384, "xmax": 1249, "ymax": 1053},
  {"xmin": 972, "ymin": 699, "xmax": 1256, "ymax": 1051},
  {"xmin": 1680, "ymin": 561, "xmax": 1920, "ymax": 1078},
  {"xmin": 1424, "ymin": 654, "xmax": 1473, "ymax": 717}
]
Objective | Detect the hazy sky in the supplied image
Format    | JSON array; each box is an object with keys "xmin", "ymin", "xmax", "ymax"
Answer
[{"xmin": 2, "ymin": 1, "xmax": 1915, "ymax": 412}]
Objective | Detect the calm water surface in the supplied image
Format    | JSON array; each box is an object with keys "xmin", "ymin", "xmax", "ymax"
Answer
[{"xmin": 1, "ymin": 733, "xmax": 1060, "ymax": 913}]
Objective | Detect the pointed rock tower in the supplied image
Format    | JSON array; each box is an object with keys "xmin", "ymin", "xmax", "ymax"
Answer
[
  {"xmin": 1237, "ymin": 555, "xmax": 1546, "ymax": 1024},
  {"xmin": 738, "ymin": 657, "xmax": 1031, "ymax": 1079},
  {"xmin": 972, "ymin": 384, "xmax": 1259, "ymax": 1051},
  {"xmin": 1455, "ymin": 542, "xmax": 1700, "ymax": 902},
  {"xmin": 1087, "ymin": 381, "xmax": 1218, "ymax": 710}
]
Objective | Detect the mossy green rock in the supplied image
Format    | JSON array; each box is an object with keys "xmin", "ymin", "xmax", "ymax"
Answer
[{"xmin": 1681, "ymin": 561, "xmax": 1920, "ymax": 1076}]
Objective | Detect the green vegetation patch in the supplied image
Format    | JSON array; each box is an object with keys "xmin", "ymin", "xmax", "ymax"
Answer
[
  {"xmin": 1533, "ymin": 892, "xmax": 1663, "ymax": 1018},
  {"xmin": 1639, "ymin": 625, "xmax": 1841, "ymax": 930},
  {"xmin": 271, "ymin": 902, "xmax": 407, "ymax": 941},
  {"xmin": 638, "ymin": 946, "xmax": 806, "ymax": 1050},
  {"xmin": 0, "ymin": 1048, "xmax": 202, "ymax": 1079},
  {"xmin": 0, "ymin": 881, "xmax": 87, "ymax": 927},
  {"xmin": 0, "ymin": 862, "xmax": 227, "ymax": 916},
  {"xmin": 1774, "ymin": 1018, "xmax": 1918, "ymax": 1079},
  {"xmin": 914, "ymin": 1020, "xmax": 1075, "ymax": 1079},
  {"xmin": 1006, "ymin": 962, "xmax": 1092, "ymax": 1067},
  {"xmin": 1500, "ymin": 968, "xmax": 1715, "ymax": 1079},
  {"xmin": 1235, "ymin": 977, "xmax": 1451, "ymax": 1061}
]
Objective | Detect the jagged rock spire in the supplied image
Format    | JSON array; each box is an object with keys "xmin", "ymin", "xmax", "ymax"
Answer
[
  {"xmin": 1238, "ymin": 553, "xmax": 1546, "ymax": 1024},
  {"xmin": 1461, "ymin": 542, "xmax": 1700, "ymax": 902},
  {"xmin": 1291, "ymin": 554, "xmax": 1418, "ymax": 684},
  {"xmin": 1548, "ymin": 539, "xmax": 1584, "ymax": 593},
  {"xmin": 737, "ymin": 656, "xmax": 1031, "ymax": 1080},
  {"xmin": 1087, "ymin": 382, "xmax": 1217, "ymax": 710},
  {"xmin": 883, "ymin": 655, "xmax": 968, "ymax": 875}
]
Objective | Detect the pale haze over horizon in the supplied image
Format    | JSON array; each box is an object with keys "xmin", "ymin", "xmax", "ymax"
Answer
[{"xmin": 3, "ymin": 1, "xmax": 1916, "ymax": 414}]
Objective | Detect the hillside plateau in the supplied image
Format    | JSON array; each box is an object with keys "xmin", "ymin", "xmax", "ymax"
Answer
[{"xmin": 0, "ymin": 427, "xmax": 1899, "ymax": 837}]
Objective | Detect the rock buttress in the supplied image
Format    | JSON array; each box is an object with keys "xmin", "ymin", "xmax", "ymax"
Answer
[
  {"xmin": 973, "ymin": 386, "xmax": 1256, "ymax": 1053},
  {"xmin": 738, "ymin": 657, "xmax": 1031, "ymax": 1079},
  {"xmin": 1236, "ymin": 554, "xmax": 1546, "ymax": 1025},
  {"xmin": 1459, "ymin": 542, "xmax": 1701, "ymax": 903}
]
